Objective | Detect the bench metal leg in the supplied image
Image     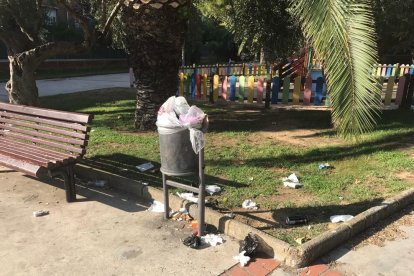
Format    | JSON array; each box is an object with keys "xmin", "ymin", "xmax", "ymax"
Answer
[
  {"xmin": 67, "ymin": 166, "xmax": 76, "ymax": 201},
  {"xmin": 50, "ymin": 167, "xmax": 76, "ymax": 203}
]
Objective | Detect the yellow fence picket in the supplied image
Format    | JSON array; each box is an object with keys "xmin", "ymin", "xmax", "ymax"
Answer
[
  {"xmin": 213, "ymin": 75, "xmax": 219, "ymax": 102},
  {"xmin": 248, "ymin": 76, "xmax": 254, "ymax": 103}
]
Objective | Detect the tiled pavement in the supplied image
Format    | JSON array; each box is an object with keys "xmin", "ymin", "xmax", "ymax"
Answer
[{"xmin": 221, "ymin": 260, "xmax": 343, "ymax": 276}]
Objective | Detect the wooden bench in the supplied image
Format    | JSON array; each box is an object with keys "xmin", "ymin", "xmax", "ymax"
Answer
[{"xmin": 0, "ymin": 102, "xmax": 93, "ymax": 202}]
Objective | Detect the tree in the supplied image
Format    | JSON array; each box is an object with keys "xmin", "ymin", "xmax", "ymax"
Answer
[
  {"xmin": 196, "ymin": 0, "xmax": 302, "ymax": 62},
  {"xmin": 0, "ymin": 0, "xmax": 122, "ymax": 105},
  {"xmin": 373, "ymin": 0, "xmax": 414, "ymax": 63},
  {"xmin": 290, "ymin": 0, "xmax": 382, "ymax": 136},
  {"xmin": 123, "ymin": 0, "xmax": 189, "ymax": 130}
]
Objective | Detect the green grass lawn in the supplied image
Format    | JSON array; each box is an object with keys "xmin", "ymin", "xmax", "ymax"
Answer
[{"xmin": 40, "ymin": 88, "xmax": 414, "ymax": 245}]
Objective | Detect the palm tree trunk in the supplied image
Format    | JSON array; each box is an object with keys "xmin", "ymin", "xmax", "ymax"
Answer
[{"xmin": 123, "ymin": 0, "xmax": 189, "ymax": 130}]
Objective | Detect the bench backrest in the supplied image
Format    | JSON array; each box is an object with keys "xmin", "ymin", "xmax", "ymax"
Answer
[{"xmin": 0, "ymin": 102, "xmax": 93, "ymax": 157}]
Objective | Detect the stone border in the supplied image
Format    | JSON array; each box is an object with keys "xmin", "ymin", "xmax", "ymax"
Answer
[{"xmin": 75, "ymin": 164, "xmax": 414, "ymax": 268}]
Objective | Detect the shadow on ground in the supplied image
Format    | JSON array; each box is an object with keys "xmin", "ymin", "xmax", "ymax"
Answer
[
  {"xmin": 207, "ymin": 129, "xmax": 414, "ymax": 169},
  {"xmin": 81, "ymin": 153, "xmax": 249, "ymax": 190},
  {"xmin": 27, "ymin": 173, "xmax": 150, "ymax": 213}
]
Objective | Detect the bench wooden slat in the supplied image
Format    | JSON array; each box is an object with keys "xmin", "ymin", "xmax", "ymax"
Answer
[
  {"xmin": 0, "ymin": 102, "xmax": 93, "ymax": 124},
  {"xmin": 0, "ymin": 137, "xmax": 77, "ymax": 161},
  {"xmin": 0, "ymin": 148, "xmax": 52, "ymax": 167},
  {"xmin": 0, "ymin": 111, "xmax": 89, "ymax": 132},
  {"xmin": 0, "ymin": 145, "xmax": 60, "ymax": 167},
  {"xmin": 0, "ymin": 153, "xmax": 41, "ymax": 176},
  {"xmin": 0, "ymin": 142, "xmax": 71, "ymax": 165},
  {"xmin": 0, "ymin": 125, "xmax": 85, "ymax": 146},
  {"xmin": 2, "ymin": 132, "xmax": 85, "ymax": 154},
  {"xmin": 0, "ymin": 117, "xmax": 87, "ymax": 139}
]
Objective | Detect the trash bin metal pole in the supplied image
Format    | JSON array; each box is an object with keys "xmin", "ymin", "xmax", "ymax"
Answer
[
  {"xmin": 163, "ymin": 173, "xmax": 169, "ymax": 219},
  {"xmin": 198, "ymin": 148, "xmax": 205, "ymax": 237}
]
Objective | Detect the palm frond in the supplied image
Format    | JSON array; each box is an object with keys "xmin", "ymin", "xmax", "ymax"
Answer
[{"xmin": 290, "ymin": 0, "xmax": 381, "ymax": 137}]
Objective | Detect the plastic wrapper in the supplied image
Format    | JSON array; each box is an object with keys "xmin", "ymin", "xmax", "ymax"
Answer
[{"xmin": 156, "ymin": 96, "xmax": 207, "ymax": 154}]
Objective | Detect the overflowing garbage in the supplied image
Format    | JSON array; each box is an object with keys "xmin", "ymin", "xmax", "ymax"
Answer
[{"xmin": 156, "ymin": 96, "xmax": 207, "ymax": 154}]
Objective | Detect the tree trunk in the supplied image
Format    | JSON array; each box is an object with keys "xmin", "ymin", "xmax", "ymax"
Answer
[
  {"xmin": 259, "ymin": 47, "xmax": 265, "ymax": 64},
  {"xmin": 6, "ymin": 55, "xmax": 39, "ymax": 106},
  {"xmin": 123, "ymin": 0, "xmax": 188, "ymax": 130}
]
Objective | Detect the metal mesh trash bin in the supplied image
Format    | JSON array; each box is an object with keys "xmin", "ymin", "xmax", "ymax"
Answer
[{"xmin": 158, "ymin": 127, "xmax": 198, "ymax": 176}]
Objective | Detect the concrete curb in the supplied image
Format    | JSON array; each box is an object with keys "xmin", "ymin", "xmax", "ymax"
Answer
[{"xmin": 75, "ymin": 164, "xmax": 414, "ymax": 268}]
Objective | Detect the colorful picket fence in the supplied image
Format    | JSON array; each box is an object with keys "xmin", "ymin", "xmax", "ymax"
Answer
[{"xmin": 177, "ymin": 63, "xmax": 414, "ymax": 108}]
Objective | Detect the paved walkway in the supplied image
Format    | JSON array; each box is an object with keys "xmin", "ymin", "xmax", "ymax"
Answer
[
  {"xmin": 0, "ymin": 168, "xmax": 240, "ymax": 275},
  {"xmin": 0, "ymin": 73, "xmax": 131, "ymax": 102}
]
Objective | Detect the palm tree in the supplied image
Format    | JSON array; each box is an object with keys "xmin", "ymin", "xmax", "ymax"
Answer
[
  {"xmin": 290, "ymin": 0, "xmax": 382, "ymax": 136},
  {"xmin": 123, "ymin": 0, "xmax": 189, "ymax": 130}
]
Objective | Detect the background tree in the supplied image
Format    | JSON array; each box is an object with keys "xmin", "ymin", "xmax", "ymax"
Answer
[
  {"xmin": 196, "ymin": 0, "xmax": 302, "ymax": 62},
  {"xmin": 373, "ymin": 0, "xmax": 414, "ymax": 63},
  {"xmin": 0, "ymin": 0, "xmax": 122, "ymax": 105},
  {"xmin": 183, "ymin": 7, "xmax": 237, "ymax": 64},
  {"xmin": 123, "ymin": 0, "xmax": 189, "ymax": 130}
]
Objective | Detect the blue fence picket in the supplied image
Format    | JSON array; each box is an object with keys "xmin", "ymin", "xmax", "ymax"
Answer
[
  {"xmin": 230, "ymin": 75, "xmax": 237, "ymax": 101},
  {"xmin": 314, "ymin": 77, "xmax": 324, "ymax": 105},
  {"xmin": 271, "ymin": 77, "xmax": 280, "ymax": 104}
]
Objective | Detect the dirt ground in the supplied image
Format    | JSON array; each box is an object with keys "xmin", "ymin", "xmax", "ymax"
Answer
[{"xmin": 0, "ymin": 167, "xmax": 240, "ymax": 276}]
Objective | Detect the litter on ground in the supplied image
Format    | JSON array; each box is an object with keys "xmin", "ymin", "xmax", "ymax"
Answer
[
  {"xmin": 201, "ymin": 234, "xmax": 223, "ymax": 246},
  {"xmin": 319, "ymin": 163, "xmax": 332, "ymax": 169},
  {"xmin": 176, "ymin": 192, "xmax": 199, "ymax": 203},
  {"xmin": 233, "ymin": 251, "xmax": 251, "ymax": 267},
  {"xmin": 205, "ymin": 185, "xmax": 221, "ymax": 195},
  {"xmin": 182, "ymin": 234, "xmax": 201, "ymax": 249},
  {"xmin": 33, "ymin": 210, "xmax": 49, "ymax": 217},
  {"xmin": 242, "ymin": 199, "xmax": 258, "ymax": 210},
  {"xmin": 282, "ymin": 173, "xmax": 303, "ymax": 188},
  {"xmin": 136, "ymin": 162, "xmax": 155, "ymax": 172},
  {"xmin": 171, "ymin": 208, "xmax": 192, "ymax": 222},
  {"xmin": 148, "ymin": 201, "xmax": 164, "ymax": 212},
  {"xmin": 330, "ymin": 215, "xmax": 354, "ymax": 223}
]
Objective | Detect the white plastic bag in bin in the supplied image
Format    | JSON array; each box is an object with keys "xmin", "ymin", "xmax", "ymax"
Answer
[{"xmin": 156, "ymin": 96, "xmax": 207, "ymax": 154}]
